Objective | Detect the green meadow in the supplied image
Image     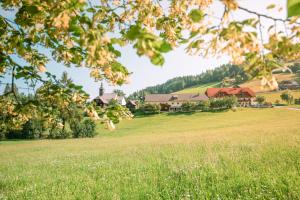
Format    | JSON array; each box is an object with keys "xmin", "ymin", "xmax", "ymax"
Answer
[{"xmin": 1, "ymin": 108, "xmax": 300, "ymax": 199}]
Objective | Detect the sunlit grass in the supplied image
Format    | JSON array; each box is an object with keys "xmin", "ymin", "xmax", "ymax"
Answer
[
  {"xmin": 258, "ymin": 90, "xmax": 300, "ymax": 104},
  {"xmin": 1, "ymin": 108, "xmax": 300, "ymax": 199}
]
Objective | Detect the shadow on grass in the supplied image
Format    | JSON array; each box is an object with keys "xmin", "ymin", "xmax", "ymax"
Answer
[
  {"xmin": 166, "ymin": 111, "xmax": 196, "ymax": 116},
  {"xmin": 133, "ymin": 109, "xmax": 231, "ymax": 118}
]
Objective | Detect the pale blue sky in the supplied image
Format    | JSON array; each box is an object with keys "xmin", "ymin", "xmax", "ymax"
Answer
[{"xmin": 1, "ymin": 0, "xmax": 286, "ymax": 98}]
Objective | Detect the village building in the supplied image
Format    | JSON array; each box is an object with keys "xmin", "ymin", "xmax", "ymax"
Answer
[
  {"xmin": 205, "ymin": 87, "xmax": 256, "ymax": 107},
  {"xmin": 126, "ymin": 100, "xmax": 139, "ymax": 112},
  {"xmin": 278, "ymin": 80, "xmax": 300, "ymax": 90},
  {"xmin": 93, "ymin": 83, "xmax": 126, "ymax": 107},
  {"xmin": 144, "ymin": 93, "xmax": 208, "ymax": 111}
]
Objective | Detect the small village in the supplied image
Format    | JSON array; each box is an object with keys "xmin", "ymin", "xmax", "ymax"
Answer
[{"xmin": 93, "ymin": 78, "xmax": 300, "ymax": 113}]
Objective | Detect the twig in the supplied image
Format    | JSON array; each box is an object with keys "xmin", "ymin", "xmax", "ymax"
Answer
[{"xmin": 238, "ymin": 6, "xmax": 300, "ymax": 25}]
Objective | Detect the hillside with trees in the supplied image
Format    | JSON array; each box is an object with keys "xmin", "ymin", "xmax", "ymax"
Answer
[
  {"xmin": 129, "ymin": 64, "xmax": 249, "ymax": 99},
  {"xmin": 129, "ymin": 63, "xmax": 300, "ymax": 100}
]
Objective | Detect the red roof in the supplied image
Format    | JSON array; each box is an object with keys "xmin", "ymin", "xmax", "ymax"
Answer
[{"xmin": 205, "ymin": 87, "xmax": 255, "ymax": 98}]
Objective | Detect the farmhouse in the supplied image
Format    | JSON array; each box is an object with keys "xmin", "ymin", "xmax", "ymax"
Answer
[
  {"xmin": 278, "ymin": 80, "xmax": 300, "ymax": 90},
  {"xmin": 145, "ymin": 93, "xmax": 208, "ymax": 111},
  {"xmin": 126, "ymin": 100, "xmax": 139, "ymax": 112},
  {"xmin": 93, "ymin": 84, "xmax": 126, "ymax": 107},
  {"xmin": 205, "ymin": 87, "xmax": 256, "ymax": 107}
]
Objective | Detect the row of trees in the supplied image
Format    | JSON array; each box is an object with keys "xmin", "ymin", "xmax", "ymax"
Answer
[
  {"xmin": 129, "ymin": 64, "xmax": 249, "ymax": 100},
  {"xmin": 138, "ymin": 97, "xmax": 238, "ymax": 114}
]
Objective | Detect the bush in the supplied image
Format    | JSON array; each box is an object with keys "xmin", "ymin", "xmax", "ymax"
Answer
[
  {"xmin": 280, "ymin": 91, "xmax": 294, "ymax": 104},
  {"xmin": 48, "ymin": 127, "xmax": 71, "ymax": 139},
  {"xmin": 70, "ymin": 118, "xmax": 96, "ymax": 138},
  {"xmin": 0, "ymin": 131, "xmax": 5, "ymax": 141},
  {"xmin": 181, "ymin": 102, "xmax": 196, "ymax": 112},
  {"xmin": 210, "ymin": 96, "xmax": 237, "ymax": 110},
  {"xmin": 295, "ymin": 98, "xmax": 300, "ymax": 105},
  {"xmin": 195, "ymin": 100, "xmax": 210, "ymax": 111},
  {"xmin": 140, "ymin": 103, "xmax": 161, "ymax": 114},
  {"xmin": 22, "ymin": 119, "xmax": 45, "ymax": 139},
  {"xmin": 256, "ymin": 95, "xmax": 266, "ymax": 105}
]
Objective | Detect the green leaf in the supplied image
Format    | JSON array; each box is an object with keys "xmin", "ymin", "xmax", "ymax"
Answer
[
  {"xmin": 150, "ymin": 54, "xmax": 164, "ymax": 66},
  {"xmin": 158, "ymin": 41, "xmax": 172, "ymax": 53},
  {"xmin": 125, "ymin": 25, "xmax": 141, "ymax": 40},
  {"xmin": 266, "ymin": 4, "xmax": 276, "ymax": 9},
  {"xmin": 86, "ymin": 7, "xmax": 96, "ymax": 13},
  {"xmin": 288, "ymin": 0, "xmax": 300, "ymax": 17},
  {"xmin": 189, "ymin": 9, "xmax": 203, "ymax": 23}
]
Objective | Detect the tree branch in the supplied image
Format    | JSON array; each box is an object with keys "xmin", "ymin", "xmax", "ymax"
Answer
[{"xmin": 238, "ymin": 6, "xmax": 300, "ymax": 25}]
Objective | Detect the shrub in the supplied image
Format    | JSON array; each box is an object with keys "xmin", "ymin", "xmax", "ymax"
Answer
[
  {"xmin": 256, "ymin": 95, "xmax": 266, "ymax": 105},
  {"xmin": 224, "ymin": 96, "xmax": 238, "ymax": 108},
  {"xmin": 295, "ymin": 98, "xmax": 300, "ymax": 105},
  {"xmin": 22, "ymin": 119, "xmax": 45, "ymax": 139},
  {"xmin": 181, "ymin": 102, "xmax": 196, "ymax": 112},
  {"xmin": 48, "ymin": 126, "xmax": 71, "ymax": 139},
  {"xmin": 195, "ymin": 100, "xmax": 210, "ymax": 111},
  {"xmin": 140, "ymin": 103, "xmax": 161, "ymax": 114},
  {"xmin": 0, "ymin": 131, "xmax": 5, "ymax": 141},
  {"xmin": 280, "ymin": 91, "xmax": 294, "ymax": 104},
  {"xmin": 70, "ymin": 118, "xmax": 96, "ymax": 138},
  {"xmin": 210, "ymin": 96, "xmax": 237, "ymax": 110}
]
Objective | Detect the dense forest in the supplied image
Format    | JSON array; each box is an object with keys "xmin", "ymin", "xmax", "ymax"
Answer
[{"xmin": 129, "ymin": 64, "xmax": 249, "ymax": 100}]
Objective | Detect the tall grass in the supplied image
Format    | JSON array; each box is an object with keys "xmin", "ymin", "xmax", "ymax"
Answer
[{"xmin": 1, "ymin": 109, "xmax": 300, "ymax": 199}]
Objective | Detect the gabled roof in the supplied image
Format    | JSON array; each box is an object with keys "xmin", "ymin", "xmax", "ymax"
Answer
[
  {"xmin": 127, "ymin": 100, "xmax": 137, "ymax": 106},
  {"xmin": 145, "ymin": 93, "xmax": 208, "ymax": 102},
  {"xmin": 94, "ymin": 93, "xmax": 125, "ymax": 104},
  {"xmin": 205, "ymin": 87, "xmax": 256, "ymax": 98}
]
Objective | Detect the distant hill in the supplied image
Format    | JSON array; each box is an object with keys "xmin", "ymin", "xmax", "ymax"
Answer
[
  {"xmin": 129, "ymin": 64, "xmax": 248, "ymax": 99},
  {"xmin": 129, "ymin": 63, "xmax": 300, "ymax": 100},
  {"xmin": 241, "ymin": 73, "xmax": 299, "ymax": 93},
  {"xmin": 175, "ymin": 73, "xmax": 300, "ymax": 94},
  {"xmin": 173, "ymin": 72, "xmax": 300, "ymax": 104}
]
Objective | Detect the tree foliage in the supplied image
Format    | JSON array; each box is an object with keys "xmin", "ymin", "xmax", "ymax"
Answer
[
  {"xmin": 256, "ymin": 95, "xmax": 266, "ymax": 105},
  {"xmin": 280, "ymin": 90, "xmax": 294, "ymax": 104},
  {"xmin": 140, "ymin": 103, "xmax": 161, "ymax": 114}
]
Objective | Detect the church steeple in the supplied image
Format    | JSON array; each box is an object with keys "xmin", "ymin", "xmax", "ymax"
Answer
[{"xmin": 99, "ymin": 82, "xmax": 104, "ymax": 96}]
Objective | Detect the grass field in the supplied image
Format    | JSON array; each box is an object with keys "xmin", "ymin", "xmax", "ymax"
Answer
[
  {"xmin": 258, "ymin": 90, "xmax": 300, "ymax": 104},
  {"xmin": 1, "ymin": 109, "xmax": 300, "ymax": 199}
]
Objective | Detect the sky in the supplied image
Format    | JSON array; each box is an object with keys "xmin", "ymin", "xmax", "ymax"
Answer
[{"xmin": 0, "ymin": 0, "xmax": 287, "ymax": 98}]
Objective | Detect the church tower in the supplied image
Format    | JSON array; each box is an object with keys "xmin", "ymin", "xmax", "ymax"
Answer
[{"xmin": 99, "ymin": 82, "xmax": 104, "ymax": 96}]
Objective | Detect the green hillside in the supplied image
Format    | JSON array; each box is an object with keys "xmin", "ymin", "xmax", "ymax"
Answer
[
  {"xmin": 173, "ymin": 82, "xmax": 220, "ymax": 94},
  {"xmin": 173, "ymin": 74, "xmax": 300, "ymax": 95}
]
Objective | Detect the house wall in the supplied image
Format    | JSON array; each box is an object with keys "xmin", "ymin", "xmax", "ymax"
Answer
[{"xmin": 120, "ymin": 98, "xmax": 127, "ymax": 106}]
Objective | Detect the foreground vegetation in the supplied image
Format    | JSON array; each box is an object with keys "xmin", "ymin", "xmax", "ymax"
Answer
[{"xmin": 1, "ymin": 108, "xmax": 300, "ymax": 199}]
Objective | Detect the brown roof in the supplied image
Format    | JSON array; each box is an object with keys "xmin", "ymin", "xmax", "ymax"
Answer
[
  {"xmin": 145, "ymin": 93, "xmax": 208, "ymax": 102},
  {"xmin": 127, "ymin": 100, "xmax": 137, "ymax": 106},
  {"xmin": 94, "ymin": 93, "xmax": 125, "ymax": 104},
  {"xmin": 205, "ymin": 87, "xmax": 256, "ymax": 98}
]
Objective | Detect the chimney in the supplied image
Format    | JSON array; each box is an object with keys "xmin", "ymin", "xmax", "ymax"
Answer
[{"xmin": 99, "ymin": 82, "xmax": 104, "ymax": 96}]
